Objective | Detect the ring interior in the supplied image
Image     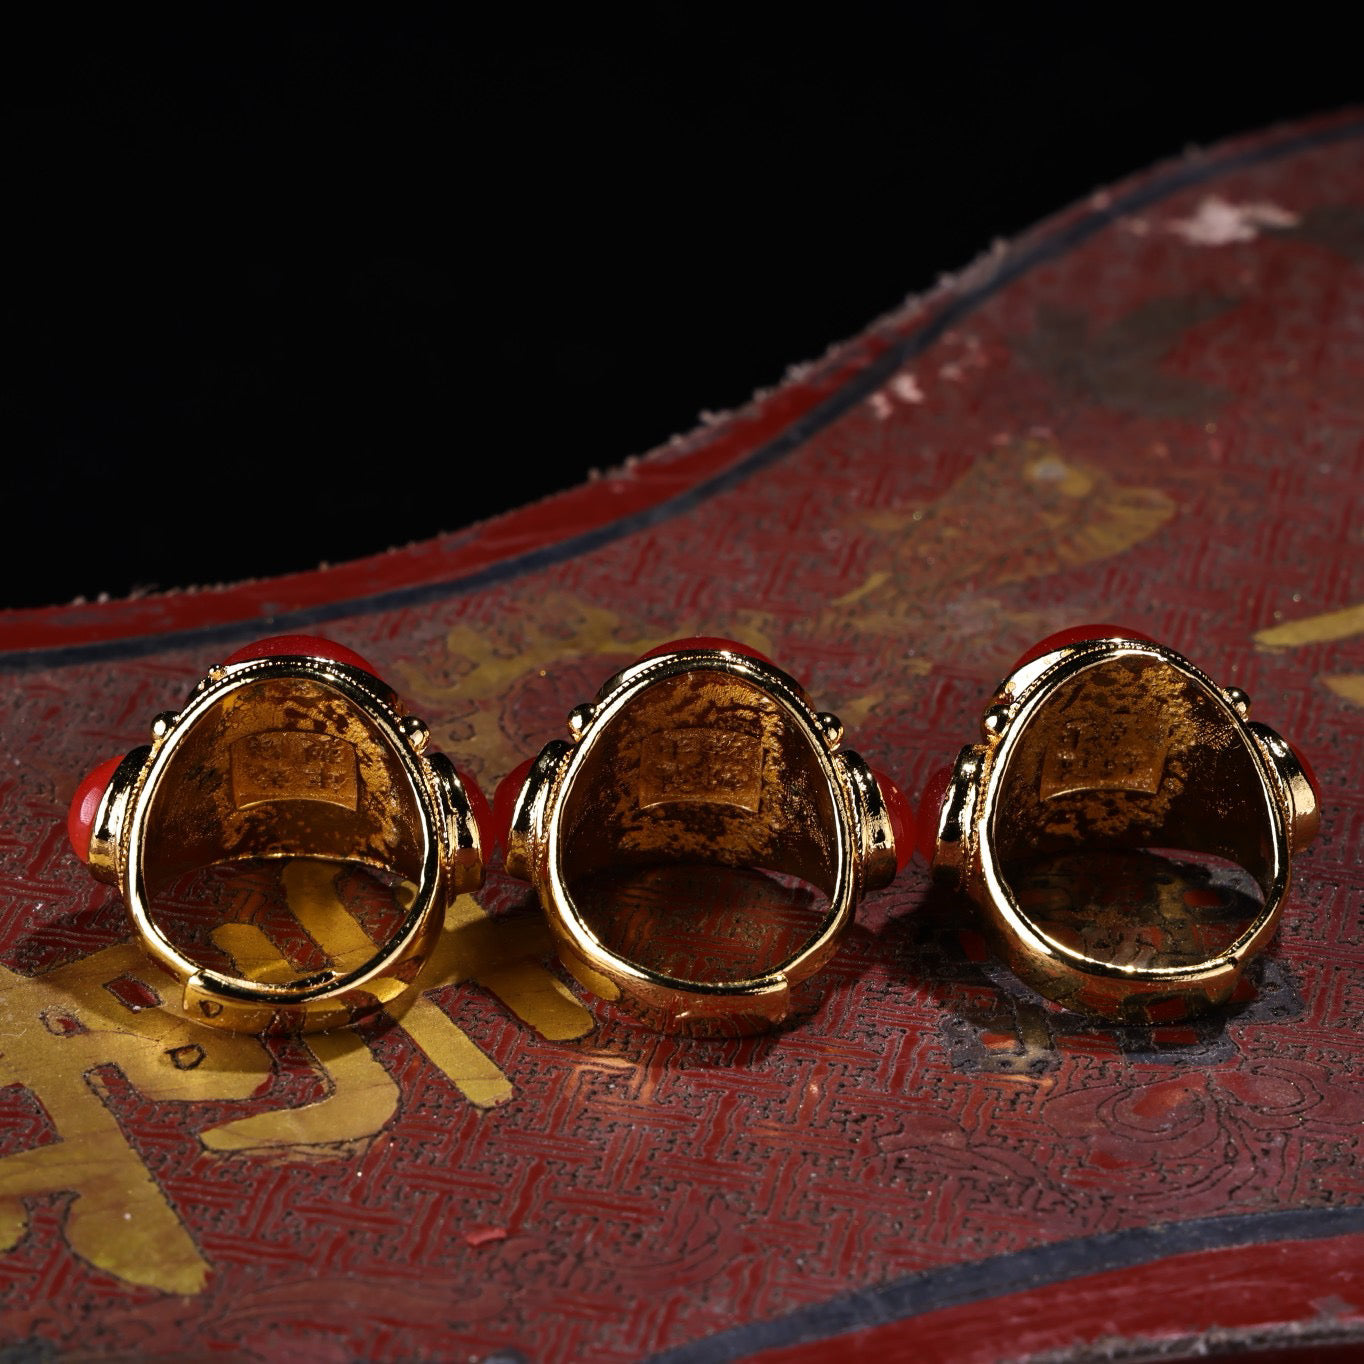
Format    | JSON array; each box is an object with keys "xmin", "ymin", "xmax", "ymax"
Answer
[
  {"xmin": 991, "ymin": 653, "xmax": 1276, "ymax": 965},
  {"xmin": 556, "ymin": 667, "xmax": 839, "ymax": 980},
  {"xmin": 142, "ymin": 675, "xmax": 426, "ymax": 901}
]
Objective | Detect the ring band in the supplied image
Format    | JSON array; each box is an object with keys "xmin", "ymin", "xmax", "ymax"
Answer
[
  {"xmin": 920, "ymin": 625, "xmax": 1321, "ymax": 1022},
  {"xmin": 67, "ymin": 634, "xmax": 488, "ymax": 1034},
  {"xmin": 497, "ymin": 637, "xmax": 911, "ymax": 1035}
]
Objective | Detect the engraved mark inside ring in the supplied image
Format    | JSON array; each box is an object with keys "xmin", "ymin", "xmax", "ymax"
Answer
[
  {"xmin": 1039, "ymin": 713, "xmax": 1169, "ymax": 800},
  {"xmin": 230, "ymin": 731, "xmax": 359, "ymax": 811},
  {"xmin": 638, "ymin": 728, "xmax": 763, "ymax": 812}
]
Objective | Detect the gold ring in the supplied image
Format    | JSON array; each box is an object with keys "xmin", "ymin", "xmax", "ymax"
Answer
[
  {"xmin": 919, "ymin": 625, "xmax": 1321, "ymax": 1022},
  {"xmin": 497, "ymin": 637, "xmax": 911, "ymax": 1035},
  {"xmin": 67, "ymin": 634, "xmax": 489, "ymax": 1034}
]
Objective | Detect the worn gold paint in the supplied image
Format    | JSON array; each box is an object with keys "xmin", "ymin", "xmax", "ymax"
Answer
[
  {"xmin": 200, "ymin": 920, "xmax": 401, "ymax": 1155},
  {"xmin": 393, "ymin": 996, "xmax": 513, "ymax": 1109},
  {"xmin": 397, "ymin": 599, "xmax": 781, "ymax": 778},
  {"xmin": 399, "ymin": 444, "xmax": 1167, "ymax": 773},
  {"xmin": 831, "ymin": 440, "xmax": 1174, "ymax": 650},
  {"xmin": 390, "ymin": 443, "xmax": 1171, "ymax": 848},
  {"xmin": 397, "ymin": 602, "xmax": 674, "ymax": 774},
  {"xmin": 831, "ymin": 571, "xmax": 892, "ymax": 606},
  {"xmin": 200, "ymin": 863, "xmax": 591, "ymax": 1135},
  {"xmin": 1323, "ymin": 674, "xmax": 1364, "ymax": 708},
  {"xmin": 821, "ymin": 689, "xmax": 886, "ymax": 732},
  {"xmin": 0, "ymin": 860, "xmax": 594, "ymax": 1293},
  {"xmin": 204, "ymin": 1027, "xmax": 401, "ymax": 1157},
  {"xmin": 280, "ymin": 860, "xmax": 385, "ymax": 975},
  {"xmin": 1255, "ymin": 602, "xmax": 1364, "ymax": 648},
  {"xmin": 0, "ymin": 942, "xmax": 272, "ymax": 1293},
  {"xmin": 432, "ymin": 897, "xmax": 595, "ymax": 1042},
  {"xmin": 1248, "ymin": 604, "xmax": 1363, "ymax": 707}
]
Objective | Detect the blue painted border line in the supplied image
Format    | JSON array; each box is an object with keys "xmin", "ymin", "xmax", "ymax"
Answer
[
  {"xmin": 7, "ymin": 113, "xmax": 1364, "ymax": 676},
  {"xmin": 648, "ymin": 1203, "xmax": 1364, "ymax": 1363}
]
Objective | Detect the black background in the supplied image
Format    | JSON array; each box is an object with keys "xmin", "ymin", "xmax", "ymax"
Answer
[{"xmin": 3, "ymin": 8, "xmax": 1358, "ymax": 611}]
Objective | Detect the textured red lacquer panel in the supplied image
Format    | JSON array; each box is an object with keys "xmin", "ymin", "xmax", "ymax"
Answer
[{"xmin": 2, "ymin": 110, "xmax": 1362, "ymax": 1361}]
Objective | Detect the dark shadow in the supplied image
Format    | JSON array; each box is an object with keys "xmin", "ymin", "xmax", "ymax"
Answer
[
  {"xmin": 885, "ymin": 856, "xmax": 1301, "ymax": 1075},
  {"xmin": 1001, "ymin": 848, "xmax": 1263, "ymax": 973}
]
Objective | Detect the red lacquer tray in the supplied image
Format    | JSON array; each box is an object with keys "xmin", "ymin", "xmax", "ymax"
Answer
[{"xmin": 2, "ymin": 110, "xmax": 1362, "ymax": 1362}]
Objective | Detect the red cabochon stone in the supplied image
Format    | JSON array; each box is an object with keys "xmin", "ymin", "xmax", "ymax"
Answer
[
  {"xmin": 223, "ymin": 634, "xmax": 381, "ymax": 680},
  {"xmin": 493, "ymin": 758, "xmax": 535, "ymax": 856},
  {"xmin": 916, "ymin": 764, "xmax": 955, "ymax": 867},
  {"xmin": 635, "ymin": 636, "xmax": 774, "ymax": 666},
  {"xmin": 1010, "ymin": 624, "xmax": 1154, "ymax": 673},
  {"xmin": 871, "ymin": 769, "xmax": 915, "ymax": 873},
  {"xmin": 457, "ymin": 769, "xmax": 494, "ymax": 856},
  {"xmin": 1289, "ymin": 742, "xmax": 1322, "ymax": 804},
  {"xmin": 67, "ymin": 755, "xmax": 125, "ymax": 863}
]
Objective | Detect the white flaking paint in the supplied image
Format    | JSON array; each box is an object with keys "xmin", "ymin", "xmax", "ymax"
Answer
[
  {"xmin": 891, "ymin": 373, "xmax": 925, "ymax": 403},
  {"xmin": 1167, "ymin": 195, "xmax": 1300, "ymax": 245}
]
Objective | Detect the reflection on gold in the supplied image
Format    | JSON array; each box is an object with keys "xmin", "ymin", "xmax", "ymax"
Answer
[
  {"xmin": 0, "ymin": 860, "xmax": 594, "ymax": 1293},
  {"xmin": 1255, "ymin": 602, "xmax": 1364, "ymax": 648}
]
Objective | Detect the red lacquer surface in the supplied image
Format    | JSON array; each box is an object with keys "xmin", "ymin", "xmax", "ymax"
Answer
[{"xmin": 3, "ymin": 110, "xmax": 1363, "ymax": 1361}]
